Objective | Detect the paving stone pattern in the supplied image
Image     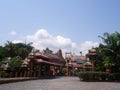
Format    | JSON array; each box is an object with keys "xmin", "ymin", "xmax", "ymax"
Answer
[{"xmin": 0, "ymin": 77, "xmax": 120, "ymax": 90}]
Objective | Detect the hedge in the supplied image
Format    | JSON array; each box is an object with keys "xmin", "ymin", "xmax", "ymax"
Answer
[{"xmin": 78, "ymin": 72, "xmax": 120, "ymax": 81}]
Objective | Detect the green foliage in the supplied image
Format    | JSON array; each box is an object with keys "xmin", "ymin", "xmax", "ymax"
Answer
[
  {"xmin": 78, "ymin": 72, "xmax": 120, "ymax": 81},
  {"xmin": 9, "ymin": 57, "xmax": 22, "ymax": 72},
  {"xmin": 0, "ymin": 46, "xmax": 6, "ymax": 61},
  {"xmin": 97, "ymin": 32, "xmax": 120, "ymax": 73},
  {"xmin": 78, "ymin": 72, "xmax": 89, "ymax": 80},
  {"xmin": 61, "ymin": 68, "xmax": 67, "ymax": 75},
  {"xmin": 43, "ymin": 47, "xmax": 53, "ymax": 53},
  {"xmin": 112, "ymin": 73, "xmax": 120, "ymax": 80},
  {"xmin": 95, "ymin": 46, "xmax": 106, "ymax": 71},
  {"xmin": 0, "ymin": 70, "xmax": 5, "ymax": 77},
  {"xmin": 99, "ymin": 72, "xmax": 109, "ymax": 80},
  {"xmin": 2, "ymin": 41, "xmax": 33, "ymax": 59}
]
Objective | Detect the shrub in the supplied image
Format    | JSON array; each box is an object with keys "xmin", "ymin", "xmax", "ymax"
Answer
[
  {"xmin": 107, "ymin": 74, "xmax": 113, "ymax": 80},
  {"xmin": 90, "ymin": 72, "xmax": 100, "ymax": 80},
  {"xmin": 99, "ymin": 72, "xmax": 109, "ymax": 80},
  {"xmin": 78, "ymin": 72, "xmax": 89, "ymax": 80},
  {"xmin": 61, "ymin": 68, "xmax": 67, "ymax": 75},
  {"xmin": 78, "ymin": 72, "xmax": 120, "ymax": 81},
  {"xmin": 113, "ymin": 73, "xmax": 120, "ymax": 80}
]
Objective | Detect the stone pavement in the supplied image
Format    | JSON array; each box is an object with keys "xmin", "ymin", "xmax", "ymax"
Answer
[{"xmin": 0, "ymin": 76, "xmax": 120, "ymax": 90}]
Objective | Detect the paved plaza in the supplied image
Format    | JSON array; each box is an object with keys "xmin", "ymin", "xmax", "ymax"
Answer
[{"xmin": 0, "ymin": 77, "xmax": 120, "ymax": 90}]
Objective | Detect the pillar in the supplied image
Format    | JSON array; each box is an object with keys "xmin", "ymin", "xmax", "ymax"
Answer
[{"xmin": 38, "ymin": 65, "xmax": 41, "ymax": 78}]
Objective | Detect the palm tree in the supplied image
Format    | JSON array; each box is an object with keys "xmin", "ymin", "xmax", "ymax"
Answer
[
  {"xmin": 4, "ymin": 41, "xmax": 33, "ymax": 59},
  {"xmin": 98, "ymin": 32, "xmax": 120, "ymax": 72},
  {"xmin": 5, "ymin": 41, "xmax": 16, "ymax": 57}
]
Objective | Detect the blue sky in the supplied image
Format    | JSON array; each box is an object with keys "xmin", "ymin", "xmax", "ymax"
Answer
[{"xmin": 0, "ymin": 0, "xmax": 120, "ymax": 55}]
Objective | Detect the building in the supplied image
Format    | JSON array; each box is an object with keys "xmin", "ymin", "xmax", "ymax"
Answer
[
  {"xmin": 28, "ymin": 51, "xmax": 65, "ymax": 77},
  {"xmin": 65, "ymin": 53, "xmax": 92, "ymax": 76},
  {"xmin": 86, "ymin": 48, "xmax": 97, "ymax": 71}
]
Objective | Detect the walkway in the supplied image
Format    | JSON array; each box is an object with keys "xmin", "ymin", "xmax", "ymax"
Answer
[{"xmin": 0, "ymin": 77, "xmax": 120, "ymax": 90}]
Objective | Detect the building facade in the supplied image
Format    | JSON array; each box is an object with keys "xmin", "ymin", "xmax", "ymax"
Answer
[
  {"xmin": 28, "ymin": 51, "xmax": 65, "ymax": 77},
  {"xmin": 65, "ymin": 53, "xmax": 92, "ymax": 76}
]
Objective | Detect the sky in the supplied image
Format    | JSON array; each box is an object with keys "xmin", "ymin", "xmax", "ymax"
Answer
[{"xmin": 0, "ymin": 0, "xmax": 120, "ymax": 55}]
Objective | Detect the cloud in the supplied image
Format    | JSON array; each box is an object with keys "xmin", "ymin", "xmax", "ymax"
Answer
[
  {"xmin": 26, "ymin": 29, "xmax": 77, "ymax": 53},
  {"xmin": 12, "ymin": 29, "xmax": 99, "ymax": 56},
  {"xmin": 79, "ymin": 41, "xmax": 99, "ymax": 55},
  {"xmin": 12, "ymin": 40, "xmax": 23, "ymax": 43},
  {"xmin": 9, "ymin": 31, "xmax": 17, "ymax": 35}
]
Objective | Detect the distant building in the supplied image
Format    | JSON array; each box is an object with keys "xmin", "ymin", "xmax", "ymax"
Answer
[
  {"xmin": 86, "ymin": 48, "xmax": 97, "ymax": 71},
  {"xmin": 65, "ymin": 53, "xmax": 92, "ymax": 76}
]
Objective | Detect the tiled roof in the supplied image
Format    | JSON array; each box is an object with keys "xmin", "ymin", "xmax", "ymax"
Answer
[
  {"xmin": 84, "ymin": 62, "xmax": 92, "ymax": 66},
  {"xmin": 71, "ymin": 62, "xmax": 80, "ymax": 67},
  {"xmin": 71, "ymin": 55, "xmax": 87, "ymax": 63},
  {"xmin": 30, "ymin": 52, "xmax": 63, "ymax": 66},
  {"xmin": 44, "ymin": 53, "xmax": 62, "ymax": 64},
  {"xmin": 71, "ymin": 55, "xmax": 86, "ymax": 60},
  {"xmin": 35, "ymin": 52, "xmax": 49, "ymax": 59},
  {"xmin": 36, "ymin": 59, "xmax": 62, "ymax": 66}
]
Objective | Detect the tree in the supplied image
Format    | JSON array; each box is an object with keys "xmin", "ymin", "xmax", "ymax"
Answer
[
  {"xmin": 4, "ymin": 41, "xmax": 33, "ymax": 59},
  {"xmin": 98, "ymin": 32, "xmax": 120, "ymax": 73},
  {"xmin": 9, "ymin": 57, "xmax": 22, "ymax": 72},
  {"xmin": 94, "ymin": 45, "xmax": 106, "ymax": 71},
  {"xmin": 0, "ymin": 46, "xmax": 6, "ymax": 61},
  {"xmin": 43, "ymin": 47, "xmax": 53, "ymax": 53},
  {"xmin": 4, "ymin": 41, "xmax": 16, "ymax": 57}
]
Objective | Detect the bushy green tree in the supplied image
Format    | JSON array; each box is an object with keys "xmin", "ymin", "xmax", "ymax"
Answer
[
  {"xmin": 43, "ymin": 47, "xmax": 53, "ymax": 53},
  {"xmin": 95, "ymin": 45, "xmax": 106, "ymax": 71},
  {"xmin": 9, "ymin": 57, "xmax": 22, "ymax": 72},
  {"xmin": 4, "ymin": 41, "xmax": 33, "ymax": 59},
  {"xmin": 0, "ymin": 46, "xmax": 7, "ymax": 70},
  {"xmin": 98, "ymin": 32, "xmax": 120, "ymax": 73}
]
